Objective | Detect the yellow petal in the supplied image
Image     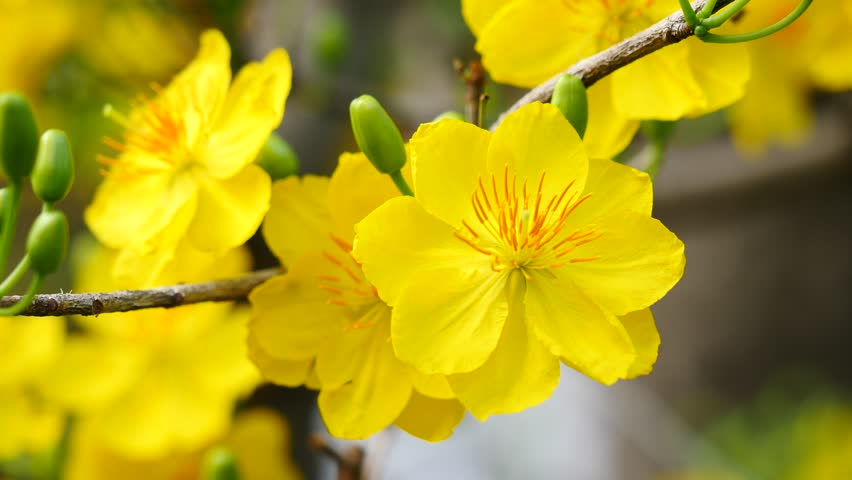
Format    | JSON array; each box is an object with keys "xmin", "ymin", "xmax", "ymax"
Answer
[
  {"xmin": 392, "ymin": 265, "xmax": 510, "ymax": 375},
  {"xmin": 568, "ymin": 157, "xmax": 652, "ymax": 230},
  {"xmin": 227, "ymin": 408, "xmax": 303, "ymax": 480},
  {"xmin": 317, "ymin": 321, "xmax": 412, "ymax": 439},
  {"xmin": 461, "ymin": 0, "xmax": 514, "ymax": 36},
  {"xmin": 620, "ymin": 309, "xmax": 660, "ymax": 379},
  {"xmin": 0, "ymin": 316, "xmax": 63, "ymax": 387},
  {"xmin": 449, "ymin": 276, "xmax": 559, "ymax": 420},
  {"xmin": 353, "ymin": 196, "xmax": 479, "ymax": 306},
  {"xmin": 565, "ymin": 211, "xmax": 686, "ymax": 315},
  {"xmin": 203, "ymin": 48, "xmax": 292, "ymax": 179},
  {"xmin": 525, "ymin": 269, "xmax": 636, "ymax": 385},
  {"xmin": 393, "ymin": 392, "xmax": 466, "ymax": 442},
  {"xmin": 0, "ymin": 389, "xmax": 63, "ymax": 458},
  {"xmin": 612, "ymin": 42, "xmax": 706, "ymax": 120},
  {"xmin": 475, "ymin": 0, "xmax": 595, "ymax": 87},
  {"xmin": 685, "ymin": 39, "xmax": 750, "ymax": 116},
  {"xmin": 584, "ymin": 77, "xmax": 640, "ymax": 159},
  {"xmin": 314, "ymin": 304, "xmax": 389, "ymax": 389},
  {"xmin": 248, "ymin": 254, "xmax": 348, "ymax": 361},
  {"xmin": 247, "ymin": 331, "xmax": 313, "ymax": 388},
  {"xmin": 487, "ymin": 102, "xmax": 587, "ymax": 201},
  {"xmin": 262, "ymin": 175, "xmax": 333, "ymax": 267},
  {"xmin": 410, "ymin": 118, "xmax": 491, "ymax": 227},
  {"xmin": 328, "ymin": 151, "xmax": 402, "ymax": 238},
  {"xmin": 187, "ymin": 163, "xmax": 271, "ymax": 253},
  {"xmin": 411, "ymin": 371, "xmax": 455, "ymax": 400}
]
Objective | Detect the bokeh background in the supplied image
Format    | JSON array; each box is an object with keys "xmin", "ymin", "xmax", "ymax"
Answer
[{"xmin": 2, "ymin": 0, "xmax": 850, "ymax": 478}]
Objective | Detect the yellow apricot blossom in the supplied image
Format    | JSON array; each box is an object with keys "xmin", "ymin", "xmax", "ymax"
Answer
[
  {"xmin": 64, "ymin": 408, "xmax": 302, "ymax": 480},
  {"xmin": 39, "ymin": 244, "xmax": 260, "ymax": 460},
  {"xmin": 85, "ymin": 29, "xmax": 291, "ymax": 284},
  {"xmin": 462, "ymin": 0, "xmax": 750, "ymax": 157},
  {"xmin": 353, "ymin": 103, "xmax": 684, "ymax": 419},
  {"xmin": 0, "ymin": 315, "xmax": 64, "ymax": 459},
  {"xmin": 249, "ymin": 152, "xmax": 465, "ymax": 441},
  {"xmin": 726, "ymin": 0, "xmax": 852, "ymax": 153}
]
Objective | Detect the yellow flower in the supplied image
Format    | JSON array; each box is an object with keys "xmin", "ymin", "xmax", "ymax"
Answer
[
  {"xmin": 64, "ymin": 407, "xmax": 302, "ymax": 480},
  {"xmin": 726, "ymin": 1, "xmax": 852, "ymax": 153},
  {"xmin": 462, "ymin": 0, "xmax": 750, "ymax": 157},
  {"xmin": 84, "ymin": 29, "xmax": 291, "ymax": 284},
  {"xmin": 39, "ymin": 245, "xmax": 260, "ymax": 460},
  {"xmin": 249, "ymin": 153, "xmax": 465, "ymax": 441},
  {"xmin": 353, "ymin": 103, "xmax": 684, "ymax": 419},
  {"xmin": 0, "ymin": 315, "xmax": 65, "ymax": 459}
]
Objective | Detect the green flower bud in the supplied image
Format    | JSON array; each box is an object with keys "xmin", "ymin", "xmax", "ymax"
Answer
[
  {"xmin": 32, "ymin": 129, "xmax": 75, "ymax": 205},
  {"xmin": 0, "ymin": 92, "xmax": 40, "ymax": 182},
  {"xmin": 26, "ymin": 210, "xmax": 69, "ymax": 276},
  {"xmin": 350, "ymin": 95, "xmax": 407, "ymax": 174},
  {"xmin": 432, "ymin": 111, "xmax": 466, "ymax": 122},
  {"xmin": 551, "ymin": 74, "xmax": 588, "ymax": 139},
  {"xmin": 201, "ymin": 446, "xmax": 240, "ymax": 480},
  {"xmin": 311, "ymin": 10, "xmax": 349, "ymax": 72},
  {"xmin": 255, "ymin": 133, "xmax": 299, "ymax": 180}
]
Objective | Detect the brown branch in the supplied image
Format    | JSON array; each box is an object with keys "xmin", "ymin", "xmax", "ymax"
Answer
[
  {"xmin": 489, "ymin": 0, "xmax": 736, "ymax": 130},
  {"xmin": 1, "ymin": 268, "xmax": 279, "ymax": 316}
]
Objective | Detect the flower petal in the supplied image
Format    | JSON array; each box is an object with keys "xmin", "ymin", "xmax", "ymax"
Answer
[
  {"xmin": 584, "ymin": 77, "xmax": 640, "ymax": 159},
  {"xmin": 393, "ymin": 392, "xmax": 466, "ymax": 442},
  {"xmin": 187, "ymin": 163, "xmax": 271, "ymax": 253},
  {"xmin": 247, "ymin": 331, "xmax": 313, "ymax": 388},
  {"xmin": 203, "ymin": 48, "xmax": 292, "ymax": 179},
  {"xmin": 328, "ymin": 151, "xmax": 402, "ymax": 238},
  {"xmin": 411, "ymin": 371, "xmax": 455, "ymax": 400},
  {"xmin": 262, "ymin": 175, "xmax": 333, "ymax": 267},
  {"xmin": 353, "ymin": 196, "xmax": 481, "ymax": 306},
  {"xmin": 410, "ymin": 119, "xmax": 491, "ymax": 227},
  {"xmin": 612, "ymin": 42, "xmax": 706, "ymax": 120},
  {"xmin": 525, "ymin": 270, "xmax": 636, "ymax": 385},
  {"xmin": 392, "ymin": 266, "xmax": 510, "ymax": 375},
  {"xmin": 449, "ymin": 277, "xmax": 559, "ymax": 420},
  {"xmin": 461, "ymin": 0, "xmax": 514, "ymax": 36},
  {"xmin": 487, "ymin": 102, "xmax": 587, "ymax": 201},
  {"xmin": 686, "ymin": 39, "xmax": 750, "ymax": 116},
  {"xmin": 248, "ymin": 254, "xmax": 349, "ymax": 361},
  {"xmin": 620, "ymin": 309, "xmax": 660, "ymax": 379},
  {"xmin": 568, "ymin": 157, "xmax": 652, "ymax": 230},
  {"xmin": 566, "ymin": 211, "xmax": 686, "ymax": 315},
  {"xmin": 226, "ymin": 409, "xmax": 303, "ymax": 480},
  {"xmin": 317, "ymin": 321, "xmax": 412, "ymax": 439}
]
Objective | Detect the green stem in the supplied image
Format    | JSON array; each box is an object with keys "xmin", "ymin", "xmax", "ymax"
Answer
[
  {"xmin": 0, "ymin": 273, "xmax": 43, "ymax": 316},
  {"xmin": 0, "ymin": 254, "xmax": 30, "ymax": 297},
  {"xmin": 0, "ymin": 181, "xmax": 21, "ymax": 276},
  {"xmin": 701, "ymin": 0, "xmax": 813, "ymax": 43},
  {"xmin": 697, "ymin": 0, "xmax": 719, "ymax": 18},
  {"xmin": 702, "ymin": 0, "xmax": 751, "ymax": 28},
  {"xmin": 678, "ymin": 0, "xmax": 701, "ymax": 28},
  {"xmin": 389, "ymin": 170, "xmax": 414, "ymax": 196},
  {"xmin": 645, "ymin": 142, "xmax": 667, "ymax": 181}
]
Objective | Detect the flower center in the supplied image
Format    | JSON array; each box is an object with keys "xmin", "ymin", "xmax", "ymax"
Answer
[
  {"xmin": 454, "ymin": 166, "xmax": 601, "ymax": 278},
  {"xmin": 317, "ymin": 234, "xmax": 382, "ymax": 330},
  {"xmin": 98, "ymin": 84, "xmax": 191, "ymax": 180}
]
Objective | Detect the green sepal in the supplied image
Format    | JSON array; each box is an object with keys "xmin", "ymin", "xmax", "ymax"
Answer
[
  {"xmin": 201, "ymin": 446, "xmax": 240, "ymax": 480},
  {"xmin": 32, "ymin": 129, "xmax": 75, "ymax": 205},
  {"xmin": 349, "ymin": 94, "xmax": 407, "ymax": 174},
  {"xmin": 551, "ymin": 74, "xmax": 588, "ymax": 138},
  {"xmin": 255, "ymin": 132, "xmax": 299, "ymax": 180},
  {"xmin": 0, "ymin": 92, "xmax": 40, "ymax": 182},
  {"xmin": 26, "ymin": 210, "xmax": 69, "ymax": 276}
]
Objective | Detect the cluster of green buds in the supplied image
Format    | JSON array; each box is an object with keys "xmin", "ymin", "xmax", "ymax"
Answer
[
  {"xmin": 0, "ymin": 92, "xmax": 73, "ymax": 315},
  {"xmin": 680, "ymin": 0, "xmax": 813, "ymax": 43},
  {"xmin": 349, "ymin": 95, "xmax": 414, "ymax": 196}
]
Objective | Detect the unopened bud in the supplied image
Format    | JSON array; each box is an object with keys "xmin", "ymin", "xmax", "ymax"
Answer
[
  {"xmin": 32, "ymin": 130, "xmax": 75, "ymax": 205},
  {"xmin": 551, "ymin": 74, "xmax": 588, "ymax": 138},
  {"xmin": 0, "ymin": 92, "xmax": 40, "ymax": 182},
  {"xmin": 255, "ymin": 133, "xmax": 299, "ymax": 180},
  {"xmin": 349, "ymin": 95, "xmax": 407, "ymax": 174},
  {"xmin": 311, "ymin": 10, "xmax": 349, "ymax": 72},
  {"xmin": 201, "ymin": 446, "xmax": 240, "ymax": 480},
  {"xmin": 26, "ymin": 210, "xmax": 69, "ymax": 276}
]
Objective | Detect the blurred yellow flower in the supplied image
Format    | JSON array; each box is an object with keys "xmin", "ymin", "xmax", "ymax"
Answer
[
  {"xmin": 0, "ymin": 0, "xmax": 75, "ymax": 94},
  {"xmin": 353, "ymin": 103, "xmax": 684, "ymax": 419},
  {"xmin": 39, "ymin": 244, "xmax": 260, "ymax": 460},
  {"xmin": 249, "ymin": 153, "xmax": 465, "ymax": 440},
  {"xmin": 0, "ymin": 315, "xmax": 65, "ymax": 459},
  {"xmin": 85, "ymin": 29, "xmax": 291, "ymax": 285},
  {"xmin": 727, "ymin": 1, "xmax": 852, "ymax": 153},
  {"xmin": 64, "ymin": 407, "xmax": 302, "ymax": 480},
  {"xmin": 462, "ymin": 0, "xmax": 750, "ymax": 157}
]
